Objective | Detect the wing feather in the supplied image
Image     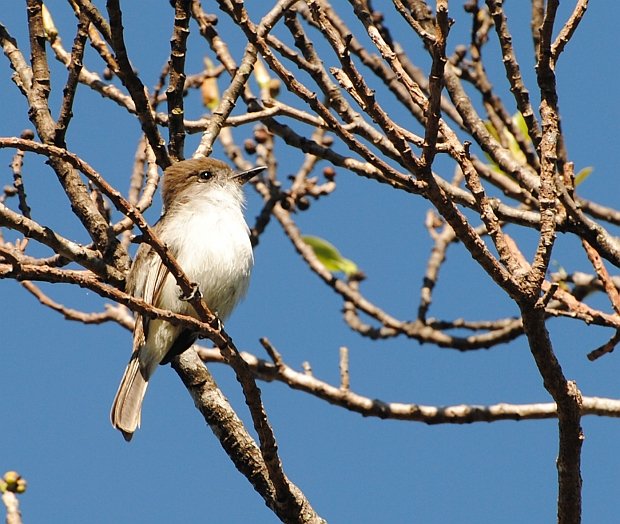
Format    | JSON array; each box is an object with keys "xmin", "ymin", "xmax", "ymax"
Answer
[{"xmin": 127, "ymin": 241, "xmax": 174, "ymax": 350}]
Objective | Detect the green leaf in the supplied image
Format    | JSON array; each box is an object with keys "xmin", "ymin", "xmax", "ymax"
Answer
[
  {"xmin": 574, "ymin": 166, "xmax": 593, "ymax": 186},
  {"xmin": 302, "ymin": 235, "xmax": 359, "ymax": 276},
  {"xmin": 484, "ymin": 119, "xmax": 500, "ymax": 142},
  {"xmin": 512, "ymin": 111, "xmax": 530, "ymax": 142},
  {"xmin": 484, "ymin": 111, "xmax": 529, "ymax": 174}
]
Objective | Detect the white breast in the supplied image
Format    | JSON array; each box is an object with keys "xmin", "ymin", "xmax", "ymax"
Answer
[{"xmin": 157, "ymin": 185, "xmax": 254, "ymax": 320}]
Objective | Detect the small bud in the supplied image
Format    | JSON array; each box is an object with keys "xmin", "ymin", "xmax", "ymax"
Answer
[
  {"xmin": 453, "ymin": 45, "xmax": 467, "ymax": 61},
  {"xmin": 4, "ymin": 471, "xmax": 19, "ymax": 484},
  {"xmin": 20, "ymin": 129, "xmax": 35, "ymax": 140},
  {"xmin": 280, "ymin": 197, "xmax": 292, "ymax": 211},
  {"xmin": 16, "ymin": 479, "xmax": 27, "ymax": 494},
  {"xmin": 254, "ymin": 127, "xmax": 269, "ymax": 144},
  {"xmin": 103, "ymin": 67, "xmax": 114, "ymax": 80},
  {"xmin": 244, "ymin": 139, "xmax": 257, "ymax": 155},
  {"xmin": 322, "ymin": 135, "xmax": 334, "ymax": 147},
  {"xmin": 3, "ymin": 471, "xmax": 20, "ymax": 492},
  {"xmin": 297, "ymin": 197, "xmax": 310, "ymax": 211},
  {"xmin": 349, "ymin": 270, "xmax": 366, "ymax": 282},
  {"xmin": 464, "ymin": 0, "xmax": 477, "ymax": 13},
  {"xmin": 323, "ymin": 167, "xmax": 336, "ymax": 180},
  {"xmin": 268, "ymin": 78, "xmax": 281, "ymax": 98},
  {"xmin": 371, "ymin": 11, "xmax": 384, "ymax": 25}
]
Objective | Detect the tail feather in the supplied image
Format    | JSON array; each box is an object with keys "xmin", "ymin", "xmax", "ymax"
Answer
[{"xmin": 110, "ymin": 356, "xmax": 149, "ymax": 442}]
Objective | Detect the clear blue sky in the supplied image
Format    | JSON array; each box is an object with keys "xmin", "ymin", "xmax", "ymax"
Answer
[{"xmin": 1, "ymin": 3, "xmax": 619, "ymax": 522}]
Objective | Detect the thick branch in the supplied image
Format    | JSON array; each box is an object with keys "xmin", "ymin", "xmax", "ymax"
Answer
[{"xmin": 171, "ymin": 350, "xmax": 325, "ymax": 524}]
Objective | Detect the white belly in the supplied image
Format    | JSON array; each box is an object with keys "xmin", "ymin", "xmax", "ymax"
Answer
[{"xmin": 142, "ymin": 196, "xmax": 253, "ymax": 371}]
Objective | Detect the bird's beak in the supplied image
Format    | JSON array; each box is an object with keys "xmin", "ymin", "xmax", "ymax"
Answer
[{"xmin": 234, "ymin": 166, "xmax": 266, "ymax": 184}]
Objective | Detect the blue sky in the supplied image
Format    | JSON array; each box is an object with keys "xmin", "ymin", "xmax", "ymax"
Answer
[{"xmin": 1, "ymin": 2, "xmax": 619, "ymax": 522}]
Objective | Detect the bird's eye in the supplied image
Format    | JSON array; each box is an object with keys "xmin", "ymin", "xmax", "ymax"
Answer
[{"xmin": 197, "ymin": 170, "xmax": 212, "ymax": 181}]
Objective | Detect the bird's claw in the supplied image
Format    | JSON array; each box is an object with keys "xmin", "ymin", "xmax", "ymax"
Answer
[{"xmin": 180, "ymin": 283, "xmax": 201, "ymax": 302}]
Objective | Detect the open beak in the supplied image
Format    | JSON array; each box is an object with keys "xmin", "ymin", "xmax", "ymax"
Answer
[{"xmin": 234, "ymin": 165, "xmax": 266, "ymax": 184}]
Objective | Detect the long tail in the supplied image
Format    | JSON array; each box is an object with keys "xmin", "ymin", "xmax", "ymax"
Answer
[{"xmin": 110, "ymin": 355, "xmax": 149, "ymax": 442}]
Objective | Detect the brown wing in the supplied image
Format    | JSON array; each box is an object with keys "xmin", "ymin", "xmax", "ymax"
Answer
[{"xmin": 127, "ymin": 241, "xmax": 173, "ymax": 350}]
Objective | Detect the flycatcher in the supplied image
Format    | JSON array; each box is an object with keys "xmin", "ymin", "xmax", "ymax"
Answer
[{"xmin": 111, "ymin": 157, "xmax": 265, "ymax": 441}]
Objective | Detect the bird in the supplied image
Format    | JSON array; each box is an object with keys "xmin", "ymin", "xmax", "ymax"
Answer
[{"xmin": 110, "ymin": 157, "xmax": 265, "ymax": 441}]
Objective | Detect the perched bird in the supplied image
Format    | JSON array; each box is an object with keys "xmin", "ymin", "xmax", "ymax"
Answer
[{"xmin": 111, "ymin": 157, "xmax": 265, "ymax": 441}]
